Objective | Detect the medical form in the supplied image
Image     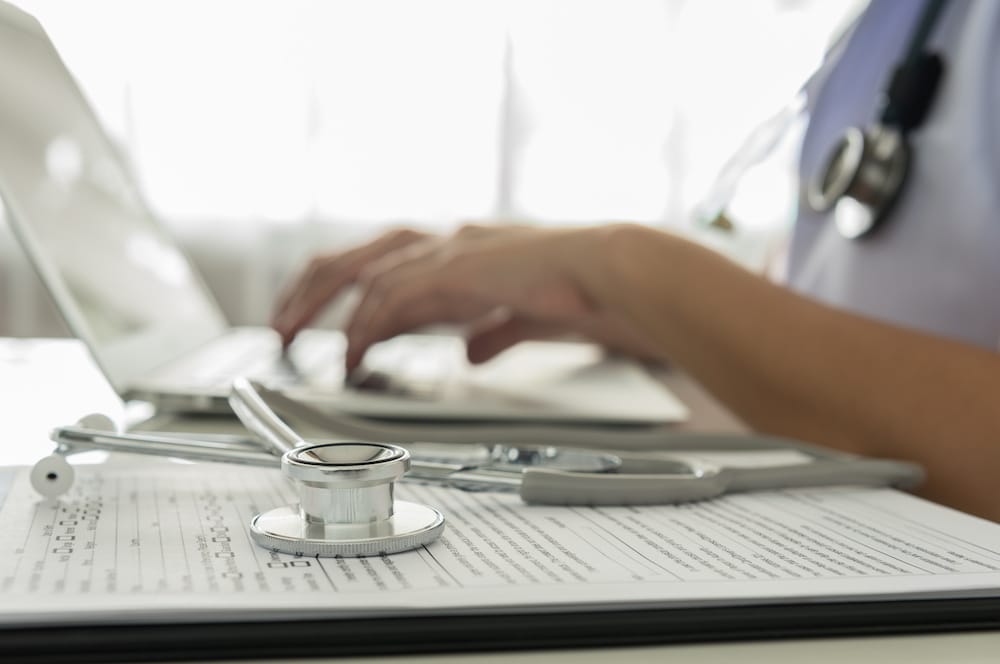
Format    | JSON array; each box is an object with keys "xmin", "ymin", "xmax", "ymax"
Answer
[{"xmin": 1, "ymin": 460, "xmax": 1000, "ymax": 623}]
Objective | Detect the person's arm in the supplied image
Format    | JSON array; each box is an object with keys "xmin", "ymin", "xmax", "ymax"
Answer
[
  {"xmin": 290, "ymin": 222, "xmax": 1000, "ymax": 520},
  {"xmin": 584, "ymin": 224, "xmax": 1000, "ymax": 521}
]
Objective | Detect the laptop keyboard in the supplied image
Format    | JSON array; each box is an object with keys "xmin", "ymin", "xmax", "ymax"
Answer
[
  {"xmin": 349, "ymin": 336, "xmax": 465, "ymax": 399},
  {"xmin": 155, "ymin": 329, "xmax": 333, "ymax": 392}
]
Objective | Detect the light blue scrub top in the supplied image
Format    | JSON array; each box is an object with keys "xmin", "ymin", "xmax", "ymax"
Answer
[{"xmin": 787, "ymin": 0, "xmax": 1000, "ymax": 350}]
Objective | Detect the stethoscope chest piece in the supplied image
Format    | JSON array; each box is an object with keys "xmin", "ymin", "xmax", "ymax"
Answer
[
  {"xmin": 808, "ymin": 124, "xmax": 911, "ymax": 240},
  {"xmin": 250, "ymin": 442, "xmax": 445, "ymax": 557}
]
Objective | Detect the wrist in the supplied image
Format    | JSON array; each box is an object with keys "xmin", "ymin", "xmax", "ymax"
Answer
[{"xmin": 570, "ymin": 223, "xmax": 679, "ymax": 307}]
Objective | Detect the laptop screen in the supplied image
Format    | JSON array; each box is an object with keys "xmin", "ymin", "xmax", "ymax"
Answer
[{"xmin": 0, "ymin": 3, "xmax": 226, "ymax": 390}]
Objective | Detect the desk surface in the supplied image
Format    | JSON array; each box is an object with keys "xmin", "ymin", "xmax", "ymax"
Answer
[{"xmin": 3, "ymin": 337, "xmax": 999, "ymax": 663}]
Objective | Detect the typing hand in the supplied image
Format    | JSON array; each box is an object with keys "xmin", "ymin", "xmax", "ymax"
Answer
[
  {"xmin": 342, "ymin": 224, "xmax": 665, "ymax": 373},
  {"xmin": 271, "ymin": 228, "xmax": 433, "ymax": 347}
]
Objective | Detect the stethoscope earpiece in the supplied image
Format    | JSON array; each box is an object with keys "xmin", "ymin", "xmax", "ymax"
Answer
[{"xmin": 32, "ymin": 413, "xmax": 115, "ymax": 499}]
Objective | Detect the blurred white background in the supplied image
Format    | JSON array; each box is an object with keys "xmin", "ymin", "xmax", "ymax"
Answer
[{"xmin": 0, "ymin": 0, "xmax": 862, "ymax": 337}]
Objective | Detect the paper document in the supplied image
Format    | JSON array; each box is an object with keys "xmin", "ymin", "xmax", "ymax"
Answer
[{"xmin": 1, "ymin": 461, "xmax": 999, "ymax": 625}]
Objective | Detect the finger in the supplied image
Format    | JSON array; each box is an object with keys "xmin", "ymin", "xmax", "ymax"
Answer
[
  {"xmin": 341, "ymin": 244, "xmax": 442, "ymax": 353},
  {"xmin": 272, "ymin": 229, "xmax": 430, "ymax": 330},
  {"xmin": 271, "ymin": 256, "xmax": 347, "ymax": 344},
  {"xmin": 344, "ymin": 240, "xmax": 457, "ymax": 350},
  {"xmin": 347, "ymin": 291, "xmax": 487, "ymax": 372},
  {"xmin": 465, "ymin": 316, "xmax": 568, "ymax": 364},
  {"xmin": 345, "ymin": 267, "xmax": 489, "ymax": 372},
  {"xmin": 271, "ymin": 229, "xmax": 431, "ymax": 345},
  {"xmin": 272, "ymin": 256, "xmax": 325, "ymax": 323}
]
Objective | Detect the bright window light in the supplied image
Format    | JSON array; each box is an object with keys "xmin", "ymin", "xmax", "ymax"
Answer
[{"xmin": 12, "ymin": 0, "xmax": 861, "ymax": 232}]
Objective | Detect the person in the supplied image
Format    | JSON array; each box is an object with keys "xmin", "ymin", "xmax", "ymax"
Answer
[{"xmin": 271, "ymin": 0, "xmax": 1000, "ymax": 522}]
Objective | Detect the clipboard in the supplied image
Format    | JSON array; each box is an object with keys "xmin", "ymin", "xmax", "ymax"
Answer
[
  {"xmin": 1, "ymin": 463, "xmax": 999, "ymax": 663},
  {"xmin": 2, "ymin": 595, "xmax": 1000, "ymax": 662}
]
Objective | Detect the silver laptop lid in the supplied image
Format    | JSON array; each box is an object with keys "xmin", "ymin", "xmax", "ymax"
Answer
[{"xmin": 0, "ymin": 2, "xmax": 227, "ymax": 393}]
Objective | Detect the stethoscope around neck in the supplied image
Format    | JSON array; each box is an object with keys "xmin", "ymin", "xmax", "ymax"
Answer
[{"xmin": 808, "ymin": 0, "xmax": 949, "ymax": 240}]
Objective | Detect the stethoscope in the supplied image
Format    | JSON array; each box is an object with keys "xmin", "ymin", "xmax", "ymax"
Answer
[
  {"xmin": 33, "ymin": 378, "xmax": 924, "ymax": 558},
  {"xmin": 808, "ymin": 0, "xmax": 949, "ymax": 239}
]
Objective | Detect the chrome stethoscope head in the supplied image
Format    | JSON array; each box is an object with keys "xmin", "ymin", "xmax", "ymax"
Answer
[
  {"xmin": 233, "ymin": 377, "xmax": 446, "ymax": 557},
  {"xmin": 808, "ymin": 124, "xmax": 911, "ymax": 240},
  {"xmin": 250, "ymin": 442, "xmax": 446, "ymax": 558}
]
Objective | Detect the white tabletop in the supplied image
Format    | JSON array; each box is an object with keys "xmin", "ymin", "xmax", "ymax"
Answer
[{"xmin": 3, "ymin": 338, "xmax": 998, "ymax": 663}]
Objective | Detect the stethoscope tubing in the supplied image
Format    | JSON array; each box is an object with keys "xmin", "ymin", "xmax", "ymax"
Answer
[{"xmin": 47, "ymin": 422, "xmax": 924, "ymax": 507}]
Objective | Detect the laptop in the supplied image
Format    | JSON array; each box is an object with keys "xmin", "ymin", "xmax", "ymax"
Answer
[{"xmin": 0, "ymin": 2, "xmax": 688, "ymax": 425}]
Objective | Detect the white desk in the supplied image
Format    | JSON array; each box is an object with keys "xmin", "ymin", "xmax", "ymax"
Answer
[{"xmin": 3, "ymin": 338, "xmax": 999, "ymax": 663}]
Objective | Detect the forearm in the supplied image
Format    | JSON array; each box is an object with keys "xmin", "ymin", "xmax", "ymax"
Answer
[{"xmin": 580, "ymin": 224, "xmax": 1000, "ymax": 520}]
